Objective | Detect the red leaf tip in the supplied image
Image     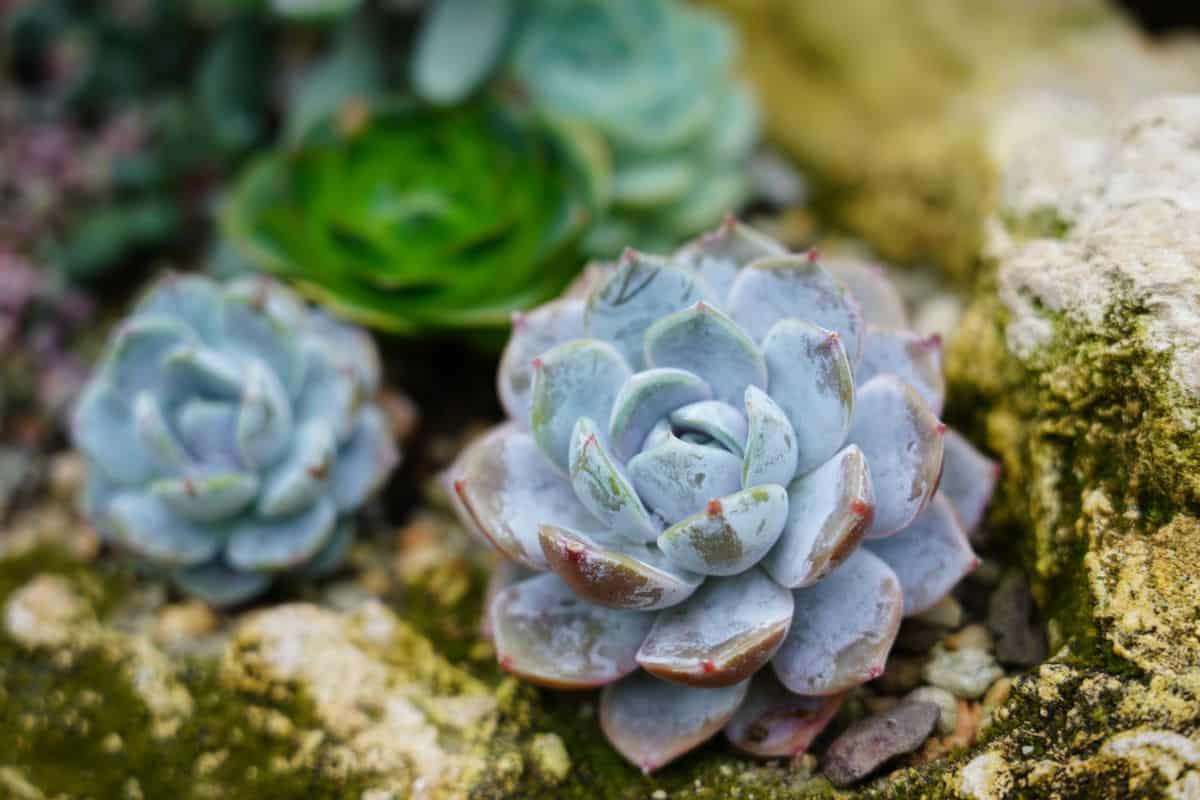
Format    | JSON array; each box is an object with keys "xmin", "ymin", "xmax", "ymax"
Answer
[
  {"xmin": 706, "ymin": 498, "xmax": 723, "ymax": 517},
  {"xmin": 806, "ymin": 249, "xmax": 821, "ymax": 263},
  {"xmin": 850, "ymin": 499, "xmax": 871, "ymax": 517},
  {"xmin": 619, "ymin": 247, "xmax": 641, "ymax": 265},
  {"xmin": 936, "ymin": 422, "xmax": 948, "ymax": 435},
  {"xmin": 701, "ymin": 659, "xmax": 717, "ymax": 674},
  {"xmin": 531, "ymin": 356, "xmax": 544, "ymax": 370},
  {"xmin": 511, "ymin": 311, "xmax": 527, "ymax": 329},
  {"xmin": 923, "ymin": 332, "xmax": 943, "ymax": 350}
]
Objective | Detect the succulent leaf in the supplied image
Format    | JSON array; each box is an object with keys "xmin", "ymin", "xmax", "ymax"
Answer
[
  {"xmin": 73, "ymin": 382, "xmax": 159, "ymax": 485},
  {"xmin": 772, "ymin": 549, "xmax": 903, "ymax": 695},
  {"xmin": 762, "ymin": 319, "xmax": 855, "ymax": 473},
  {"xmin": 857, "ymin": 327, "xmax": 946, "ymax": 415},
  {"xmin": 257, "ymin": 420, "xmax": 337, "ymax": 518},
  {"xmin": 657, "ymin": 485, "xmax": 788, "ymax": 576},
  {"xmin": 601, "ymin": 671, "xmax": 750, "ymax": 773},
  {"xmin": 531, "ymin": 339, "xmax": 632, "ymax": 473},
  {"xmin": 455, "ymin": 428, "xmax": 597, "ymax": 569},
  {"xmin": 724, "ymin": 673, "xmax": 844, "ymax": 758},
  {"xmin": 939, "ymin": 428, "xmax": 1000, "ymax": 534},
  {"xmin": 727, "ymin": 255, "xmax": 865, "ymax": 364},
  {"xmin": 674, "ymin": 218, "xmax": 785, "ymax": 298},
  {"xmin": 172, "ymin": 562, "xmax": 271, "ymax": 609},
  {"xmin": 330, "ymin": 406, "xmax": 398, "ymax": 513},
  {"xmin": 152, "ymin": 473, "xmax": 260, "ymax": 524},
  {"xmin": 637, "ymin": 569, "xmax": 793, "ymax": 687},
  {"xmin": 643, "ymin": 302, "xmax": 767, "ymax": 406},
  {"xmin": 668, "ymin": 401, "xmax": 748, "ymax": 457},
  {"xmin": 498, "ymin": 298, "xmax": 587, "ymax": 427},
  {"xmin": 585, "ymin": 252, "xmax": 715, "ymax": 370},
  {"xmin": 761, "ymin": 445, "xmax": 874, "ymax": 589},
  {"xmin": 821, "ymin": 258, "xmax": 908, "ymax": 330},
  {"xmin": 411, "ymin": 0, "xmax": 513, "ymax": 105},
  {"xmin": 867, "ymin": 495, "xmax": 978, "ymax": 616},
  {"xmin": 225, "ymin": 496, "xmax": 337, "ymax": 573},
  {"xmin": 539, "ymin": 525, "xmax": 701, "ymax": 611},
  {"xmin": 848, "ymin": 375, "xmax": 945, "ymax": 538},
  {"xmin": 608, "ymin": 368, "xmax": 712, "ymax": 461},
  {"xmin": 491, "ymin": 574, "xmax": 653, "ymax": 689},
  {"xmin": 627, "ymin": 435, "xmax": 743, "ymax": 526},
  {"xmin": 108, "ymin": 492, "xmax": 222, "ymax": 567},
  {"xmin": 569, "ymin": 418, "xmax": 658, "ymax": 544},
  {"xmin": 742, "ymin": 386, "xmax": 800, "ymax": 489}
]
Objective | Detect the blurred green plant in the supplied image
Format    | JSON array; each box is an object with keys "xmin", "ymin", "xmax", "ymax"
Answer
[
  {"xmin": 2, "ymin": 0, "xmax": 273, "ymax": 279},
  {"xmin": 411, "ymin": 0, "xmax": 759, "ymax": 257},
  {"xmin": 223, "ymin": 101, "xmax": 608, "ymax": 335}
]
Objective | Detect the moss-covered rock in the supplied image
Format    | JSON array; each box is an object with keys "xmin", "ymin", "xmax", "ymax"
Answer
[{"xmin": 706, "ymin": 0, "xmax": 1200, "ymax": 282}]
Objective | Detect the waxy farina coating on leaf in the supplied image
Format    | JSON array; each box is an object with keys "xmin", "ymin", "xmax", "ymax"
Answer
[
  {"xmin": 71, "ymin": 274, "xmax": 398, "ymax": 606},
  {"xmin": 445, "ymin": 219, "xmax": 997, "ymax": 772}
]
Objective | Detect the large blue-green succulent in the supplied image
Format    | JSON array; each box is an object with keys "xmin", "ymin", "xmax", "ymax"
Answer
[
  {"xmin": 412, "ymin": 0, "xmax": 758, "ymax": 256},
  {"xmin": 447, "ymin": 220, "xmax": 997, "ymax": 770},
  {"xmin": 71, "ymin": 274, "xmax": 399, "ymax": 606}
]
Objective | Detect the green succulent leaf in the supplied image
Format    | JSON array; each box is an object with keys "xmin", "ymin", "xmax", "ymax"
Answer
[{"xmin": 224, "ymin": 102, "xmax": 604, "ymax": 335}]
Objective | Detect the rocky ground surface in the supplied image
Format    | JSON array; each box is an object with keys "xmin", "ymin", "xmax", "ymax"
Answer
[{"xmin": 4, "ymin": 18, "xmax": 1200, "ymax": 800}]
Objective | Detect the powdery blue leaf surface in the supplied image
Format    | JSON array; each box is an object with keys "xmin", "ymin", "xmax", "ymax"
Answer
[
  {"xmin": 627, "ymin": 435, "xmax": 743, "ymax": 525},
  {"xmin": 257, "ymin": 420, "xmax": 336, "ymax": 518},
  {"xmin": 108, "ymin": 492, "xmax": 221, "ymax": 567},
  {"xmin": 132, "ymin": 393, "xmax": 189, "ymax": 472},
  {"xmin": 498, "ymin": 298, "xmax": 587, "ymax": 427},
  {"xmin": 725, "ymin": 672, "xmax": 845, "ymax": 758},
  {"xmin": 772, "ymin": 549, "xmax": 903, "ymax": 695},
  {"xmin": 856, "ymin": 327, "xmax": 946, "ymax": 415},
  {"xmin": 177, "ymin": 400, "xmax": 239, "ymax": 470},
  {"xmin": 491, "ymin": 574, "xmax": 653, "ymax": 690},
  {"xmin": 669, "ymin": 401, "xmax": 747, "ymax": 456},
  {"xmin": 73, "ymin": 382, "xmax": 157, "ymax": 485},
  {"xmin": 330, "ymin": 407, "xmax": 397, "ymax": 513},
  {"xmin": 455, "ymin": 428, "xmax": 597, "ymax": 569},
  {"xmin": 673, "ymin": 217, "xmax": 785, "ymax": 300},
  {"xmin": 585, "ymin": 251, "xmax": 714, "ymax": 370},
  {"xmin": 531, "ymin": 339, "xmax": 631, "ymax": 472},
  {"xmin": 160, "ymin": 346, "xmax": 242, "ymax": 404},
  {"xmin": 235, "ymin": 363, "xmax": 293, "ymax": 470},
  {"xmin": 939, "ymin": 428, "xmax": 1001, "ymax": 534},
  {"xmin": 761, "ymin": 445, "xmax": 874, "ymax": 589},
  {"xmin": 601, "ymin": 671, "xmax": 750, "ymax": 773},
  {"xmin": 151, "ymin": 472, "xmax": 260, "ymax": 524},
  {"xmin": 608, "ymin": 368, "xmax": 711, "ymax": 461},
  {"xmin": 569, "ymin": 418, "xmax": 658, "ymax": 544},
  {"xmin": 104, "ymin": 317, "xmax": 196, "ymax": 398},
  {"xmin": 301, "ymin": 520, "xmax": 355, "ymax": 578},
  {"xmin": 658, "ymin": 484, "xmax": 788, "ymax": 576},
  {"xmin": 133, "ymin": 274, "xmax": 225, "ymax": 344},
  {"xmin": 726, "ymin": 254, "xmax": 865, "ymax": 364},
  {"xmin": 821, "ymin": 258, "xmax": 908, "ymax": 330},
  {"xmin": 762, "ymin": 319, "xmax": 855, "ymax": 473},
  {"xmin": 644, "ymin": 302, "xmax": 766, "ymax": 406},
  {"xmin": 172, "ymin": 562, "xmax": 271, "ymax": 608},
  {"xmin": 219, "ymin": 287, "xmax": 304, "ymax": 395},
  {"xmin": 539, "ymin": 525, "xmax": 701, "ymax": 611},
  {"xmin": 225, "ymin": 496, "xmax": 337, "ymax": 572},
  {"xmin": 411, "ymin": 0, "xmax": 513, "ymax": 104},
  {"xmin": 867, "ymin": 494, "xmax": 978, "ymax": 616},
  {"xmin": 847, "ymin": 375, "xmax": 945, "ymax": 538},
  {"xmin": 742, "ymin": 386, "xmax": 799, "ymax": 488},
  {"xmin": 636, "ymin": 569, "xmax": 792, "ymax": 687},
  {"xmin": 296, "ymin": 341, "xmax": 360, "ymax": 444}
]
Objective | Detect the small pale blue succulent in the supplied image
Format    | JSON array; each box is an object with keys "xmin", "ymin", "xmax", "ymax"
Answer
[
  {"xmin": 412, "ymin": 0, "xmax": 758, "ymax": 256},
  {"xmin": 447, "ymin": 220, "xmax": 998, "ymax": 770},
  {"xmin": 72, "ymin": 274, "xmax": 399, "ymax": 606}
]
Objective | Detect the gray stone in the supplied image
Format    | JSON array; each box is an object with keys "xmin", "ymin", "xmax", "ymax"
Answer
[
  {"xmin": 922, "ymin": 644, "xmax": 1003, "ymax": 699},
  {"xmin": 821, "ymin": 700, "xmax": 939, "ymax": 787},
  {"xmin": 906, "ymin": 686, "xmax": 959, "ymax": 736},
  {"xmin": 988, "ymin": 571, "xmax": 1047, "ymax": 667}
]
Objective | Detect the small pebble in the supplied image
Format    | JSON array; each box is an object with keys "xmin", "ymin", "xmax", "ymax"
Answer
[
  {"xmin": 652, "ymin": 791, "xmax": 668, "ymax": 800},
  {"xmin": 905, "ymin": 687, "xmax": 959, "ymax": 735},
  {"xmin": 527, "ymin": 733, "xmax": 570, "ymax": 784},
  {"xmin": 922, "ymin": 644, "xmax": 1004, "ymax": 699},
  {"xmin": 944, "ymin": 623, "xmax": 994, "ymax": 653},
  {"xmin": 913, "ymin": 596, "xmax": 963, "ymax": 628},
  {"xmin": 155, "ymin": 602, "xmax": 218, "ymax": 645},
  {"xmin": 988, "ymin": 572, "xmax": 1047, "ymax": 667},
  {"xmin": 821, "ymin": 700, "xmax": 939, "ymax": 787}
]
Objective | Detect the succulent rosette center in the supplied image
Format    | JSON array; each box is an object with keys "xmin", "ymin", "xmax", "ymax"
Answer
[{"xmin": 448, "ymin": 220, "xmax": 998, "ymax": 772}]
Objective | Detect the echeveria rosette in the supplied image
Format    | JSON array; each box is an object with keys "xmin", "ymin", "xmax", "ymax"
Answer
[
  {"xmin": 446, "ymin": 220, "xmax": 998, "ymax": 771},
  {"xmin": 412, "ymin": 0, "xmax": 758, "ymax": 257},
  {"xmin": 223, "ymin": 102, "xmax": 606, "ymax": 336},
  {"xmin": 71, "ymin": 274, "xmax": 399, "ymax": 607}
]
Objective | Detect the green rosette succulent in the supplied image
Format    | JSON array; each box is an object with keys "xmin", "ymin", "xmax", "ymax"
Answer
[
  {"xmin": 223, "ymin": 102, "xmax": 606, "ymax": 335},
  {"xmin": 446, "ymin": 220, "xmax": 998, "ymax": 770},
  {"xmin": 71, "ymin": 274, "xmax": 399, "ymax": 606},
  {"xmin": 412, "ymin": 0, "xmax": 758, "ymax": 256}
]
